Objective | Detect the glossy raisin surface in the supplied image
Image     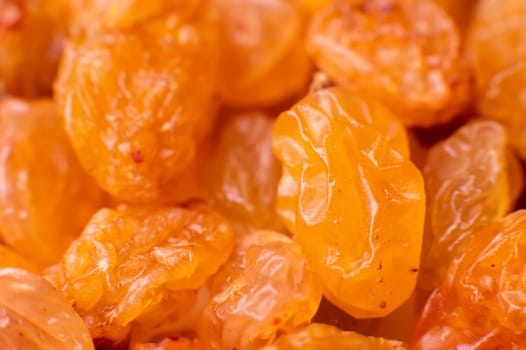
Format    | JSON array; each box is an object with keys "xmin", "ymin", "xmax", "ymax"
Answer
[{"xmin": 272, "ymin": 87, "xmax": 425, "ymax": 318}]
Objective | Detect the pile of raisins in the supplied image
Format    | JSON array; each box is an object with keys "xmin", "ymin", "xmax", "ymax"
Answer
[{"xmin": 1, "ymin": 0, "xmax": 525, "ymax": 349}]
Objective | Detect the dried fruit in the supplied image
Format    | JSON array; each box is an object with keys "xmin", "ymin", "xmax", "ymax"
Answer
[
  {"xmin": 0, "ymin": 268, "xmax": 94, "ymax": 349},
  {"xmin": 307, "ymin": 0, "xmax": 470, "ymax": 127},
  {"xmin": 466, "ymin": 0, "xmax": 526, "ymax": 160},
  {"xmin": 212, "ymin": 0, "xmax": 312, "ymax": 107},
  {"xmin": 419, "ymin": 121, "xmax": 518, "ymax": 290},
  {"xmin": 0, "ymin": 0, "xmax": 66, "ymax": 97},
  {"xmin": 411, "ymin": 210, "xmax": 526, "ymax": 349},
  {"xmin": 0, "ymin": 98, "xmax": 105, "ymax": 265},
  {"xmin": 49, "ymin": 203, "xmax": 234, "ymax": 344},
  {"xmin": 261, "ymin": 323, "xmax": 407, "ymax": 350},
  {"xmin": 196, "ymin": 230, "xmax": 323, "ymax": 350},
  {"xmin": 203, "ymin": 112, "xmax": 284, "ymax": 235},
  {"xmin": 272, "ymin": 87, "xmax": 425, "ymax": 318},
  {"xmin": 55, "ymin": 8, "xmax": 219, "ymax": 202}
]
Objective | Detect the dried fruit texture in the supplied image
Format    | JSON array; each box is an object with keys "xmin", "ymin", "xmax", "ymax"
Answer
[
  {"xmin": 466, "ymin": 0, "xmax": 526, "ymax": 160},
  {"xmin": 272, "ymin": 87, "xmax": 425, "ymax": 318},
  {"xmin": 68, "ymin": 0, "xmax": 203, "ymax": 34},
  {"xmin": 49, "ymin": 203, "xmax": 234, "ymax": 344},
  {"xmin": 411, "ymin": 210, "xmax": 526, "ymax": 349},
  {"xmin": 261, "ymin": 323, "xmax": 407, "ymax": 350},
  {"xmin": 196, "ymin": 230, "xmax": 323, "ymax": 350},
  {"xmin": 0, "ymin": 98, "xmax": 105, "ymax": 265},
  {"xmin": 419, "ymin": 121, "xmax": 518, "ymax": 290},
  {"xmin": 307, "ymin": 0, "xmax": 470, "ymax": 127},
  {"xmin": 55, "ymin": 8, "xmax": 219, "ymax": 202},
  {"xmin": 212, "ymin": 0, "xmax": 312, "ymax": 107},
  {"xmin": 132, "ymin": 337, "xmax": 203, "ymax": 350},
  {"xmin": 203, "ymin": 112, "xmax": 284, "ymax": 235},
  {"xmin": 0, "ymin": 0, "xmax": 66, "ymax": 97},
  {"xmin": 0, "ymin": 268, "xmax": 94, "ymax": 350},
  {"xmin": 0, "ymin": 245, "xmax": 39, "ymax": 273}
]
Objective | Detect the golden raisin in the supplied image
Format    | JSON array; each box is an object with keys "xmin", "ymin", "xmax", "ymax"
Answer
[
  {"xmin": 0, "ymin": 268, "xmax": 94, "ymax": 349},
  {"xmin": 307, "ymin": 0, "xmax": 470, "ymax": 127},
  {"xmin": 272, "ymin": 87, "xmax": 425, "ymax": 318},
  {"xmin": 48, "ymin": 203, "xmax": 234, "ymax": 344},
  {"xmin": 55, "ymin": 9, "xmax": 219, "ymax": 202},
  {"xmin": 411, "ymin": 210, "xmax": 526, "ymax": 349},
  {"xmin": 212, "ymin": 0, "xmax": 312, "ymax": 107},
  {"xmin": 203, "ymin": 111, "xmax": 284, "ymax": 235},
  {"xmin": 196, "ymin": 230, "xmax": 322, "ymax": 350},
  {"xmin": 466, "ymin": 0, "xmax": 526, "ymax": 160},
  {"xmin": 0, "ymin": 98, "xmax": 105, "ymax": 265},
  {"xmin": 419, "ymin": 121, "xmax": 518, "ymax": 290}
]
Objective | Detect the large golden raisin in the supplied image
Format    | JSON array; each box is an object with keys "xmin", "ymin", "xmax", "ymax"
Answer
[
  {"xmin": 203, "ymin": 111, "xmax": 284, "ymax": 235},
  {"xmin": 272, "ymin": 87, "xmax": 425, "ymax": 318},
  {"xmin": 261, "ymin": 323, "xmax": 407, "ymax": 350},
  {"xmin": 307, "ymin": 0, "xmax": 470, "ymax": 127},
  {"xmin": 0, "ymin": 98, "xmax": 105, "ymax": 265},
  {"xmin": 0, "ymin": 245, "xmax": 39, "ymax": 273},
  {"xmin": 466, "ymin": 0, "xmax": 526, "ymax": 160},
  {"xmin": 48, "ymin": 203, "xmax": 234, "ymax": 345},
  {"xmin": 212, "ymin": 0, "xmax": 312, "ymax": 107},
  {"xmin": 55, "ymin": 9, "xmax": 219, "ymax": 202},
  {"xmin": 196, "ymin": 230, "xmax": 323, "ymax": 350},
  {"xmin": 0, "ymin": 0, "xmax": 66, "ymax": 97},
  {"xmin": 419, "ymin": 121, "xmax": 518, "ymax": 290},
  {"xmin": 0, "ymin": 268, "xmax": 94, "ymax": 349},
  {"xmin": 411, "ymin": 210, "xmax": 526, "ymax": 349}
]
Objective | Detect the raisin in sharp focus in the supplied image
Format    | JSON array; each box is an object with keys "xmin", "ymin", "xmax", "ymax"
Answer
[
  {"xmin": 307, "ymin": 0, "xmax": 470, "ymax": 127},
  {"xmin": 411, "ymin": 210, "xmax": 526, "ymax": 349},
  {"xmin": 0, "ymin": 268, "xmax": 95, "ymax": 349},
  {"xmin": 419, "ymin": 121, "xmax": 519, "ymax": 290},
  {"xmin": 47, "ymin": 203, "xmax": 234, "ymax": 344},
  {"xmin": 272, "ymin": 87, "xmax": 425, "ymax": 318},
  {"xmin": 196, "ymin": 230, "xmax": 323, "ymax": 350},
  {"xmin": 55, "ymin": 7, "xmax": 219, "ymax": 202},
  {"xmin": 0, "ymin": 98, "xmax": 106, "ymax": 266}
]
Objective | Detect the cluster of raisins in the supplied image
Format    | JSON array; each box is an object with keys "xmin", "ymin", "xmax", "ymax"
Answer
[{"xmin": 1, "ymin": 0, "xmax": 525, "ymax": 349}]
